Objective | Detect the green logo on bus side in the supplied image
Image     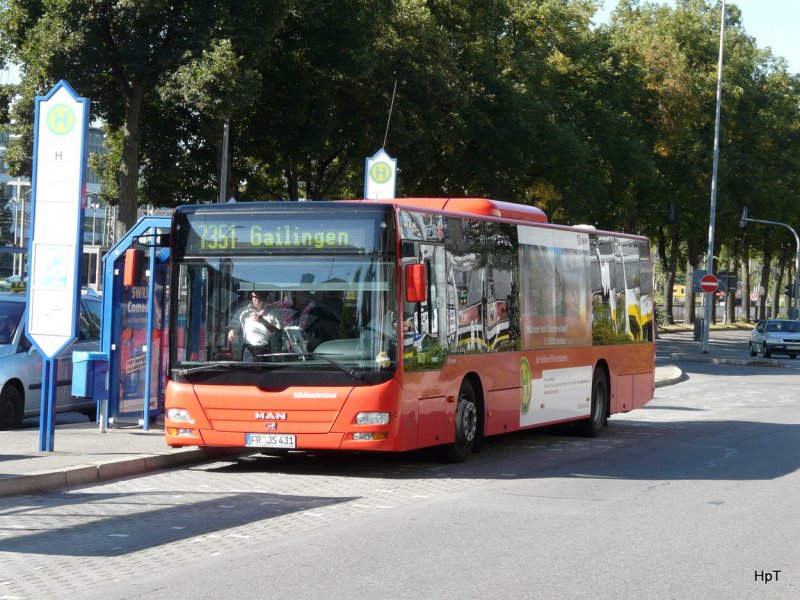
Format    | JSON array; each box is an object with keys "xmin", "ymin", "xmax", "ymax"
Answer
[{"xmin": 520, "ymin": 357, "xmax": 532, "ymax": 414}]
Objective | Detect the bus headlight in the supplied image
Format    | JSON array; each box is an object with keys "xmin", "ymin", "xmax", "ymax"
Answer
[
  {"xmin": 167, "ymin": 408, "xmax": 194, "ymax": 423},
  {"xmin": 356, "ymin": 412, "xmax": 390, "ymax": 425}
]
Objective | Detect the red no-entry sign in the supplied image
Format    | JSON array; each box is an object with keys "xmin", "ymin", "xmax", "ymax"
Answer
[{"xmin": 699, "ymin": 273, "xmax": 719, "ymax": 293}]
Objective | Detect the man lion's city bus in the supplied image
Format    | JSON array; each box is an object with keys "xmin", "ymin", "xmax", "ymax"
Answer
[{"xmin": 165, "ymin": 198, "xmax": 655, "ymax": 461}]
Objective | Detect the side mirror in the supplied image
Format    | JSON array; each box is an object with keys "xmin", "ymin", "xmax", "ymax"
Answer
[{"xmin": 405, "ymin": 263, "xmax": 427, "ymax": 303}]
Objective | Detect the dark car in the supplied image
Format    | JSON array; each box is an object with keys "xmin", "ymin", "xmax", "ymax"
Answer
[
  {"xmin": 0, "ymin": 290, "xmax": 102, "ymax": 429},
  {"xmin": 748, "ymin": 319, "xmax": 800, "ymax": 359}
]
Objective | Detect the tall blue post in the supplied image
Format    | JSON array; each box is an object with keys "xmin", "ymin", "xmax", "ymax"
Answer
[{"xmin": 39, "ymin": 359, "xmax": 58, "ymax": 451}]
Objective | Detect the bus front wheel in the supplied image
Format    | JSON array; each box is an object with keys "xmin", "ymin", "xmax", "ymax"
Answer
[
  {"xmin": 442, "ymin": 380, "xmax": 479, "ymax": 463},
  {"xmin": 580, "ymin": 368, "xmax": 608, "ymax": 438}
]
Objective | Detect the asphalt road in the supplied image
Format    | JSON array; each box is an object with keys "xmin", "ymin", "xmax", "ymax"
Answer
[{"xmin": 1, "ymin": 359, "xmax": 798, "ymax": 600}]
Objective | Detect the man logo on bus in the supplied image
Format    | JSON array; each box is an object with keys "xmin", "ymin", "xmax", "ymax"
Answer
[
  {"xmin": 255, "ymin": 411, "xmax": 287, "ymax": 420},
  {"xmin": 369, "ymin": 161, "xmax": 393, "ymax": 184},
  {"xmin": 47, "ymin": 104, "xmax": 76, "ymax": 136}
]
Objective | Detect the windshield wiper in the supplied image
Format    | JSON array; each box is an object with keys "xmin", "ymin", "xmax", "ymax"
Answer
[
  {"xmin": 173, "ymin": 361, "xmax": 283, "ymax": 377},
  {"xmin": 288, "ymin": 353, "xmax": 364, "ymax": 381},
  {"xmin": 174, "ymin": 362, "xmax": 237, "ymax": 376}
]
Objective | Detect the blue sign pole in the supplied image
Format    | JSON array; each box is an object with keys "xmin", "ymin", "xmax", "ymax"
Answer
[{"xmin": 39, "ymin": 358, "xmax": 58, "ymax": 451}]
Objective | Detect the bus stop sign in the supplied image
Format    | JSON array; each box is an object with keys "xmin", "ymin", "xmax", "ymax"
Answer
[
  {"xmin": 699, "ymin": 273, "xmax": 719, "ymax": 294},
  {"xmin": 27, "ymin": 80, "xmax": 88, "ymax": 358},
  {"xmin": 27, "ymin": 80, "xmax": 88, "ymax": 452}
]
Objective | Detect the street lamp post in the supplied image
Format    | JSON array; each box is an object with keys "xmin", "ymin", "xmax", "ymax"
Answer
[
  {"xmin": 9, "ymin": 199, "xmax": 19, "ymax": 275},
  {"xmin": 218, "ymin": 117, "xmax": 230, "ymax": 203},
  {"xmin": 90, "ymin": 202, "xmax": 98, "ymax": 245},
  {"xmin": 8, "ymin": 179, "xmax": 31, "ymax": 277},
  {"xmin": 701, "ymin": 0, "xmax": 727, "ymax": 353}
]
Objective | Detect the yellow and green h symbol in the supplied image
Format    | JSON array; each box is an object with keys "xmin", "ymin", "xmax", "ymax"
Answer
[
  {"xmin": 47, "ymin": 104, "xmax": 76, "ymax": 136},
  {"xmin": 369, "ymin": 161, "xmax": 392, "ymax": 184}
]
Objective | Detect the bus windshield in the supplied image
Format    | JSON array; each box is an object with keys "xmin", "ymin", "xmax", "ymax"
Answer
[{"xmin": 170, "ymin": 255, "xmax": 398, "ymax": 378}]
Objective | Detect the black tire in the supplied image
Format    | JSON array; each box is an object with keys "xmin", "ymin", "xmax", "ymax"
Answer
[
  {"xmin": 0, "ymin": 386, "xmax": 23, "ymax": 430},
  {"xmin": 763, "ymin": 345, "xmax": 771, "ymax": 358},
  {"xmin": 749, "ymin": 343, "xmax": 756, "ymax": 357},
  {"xmin": 441, "ymin": 380, "xmax": 479, "ymax": 463},
  {"xmin": 580, "ymin": 368, "xmax": 609, "ymax": 437}
]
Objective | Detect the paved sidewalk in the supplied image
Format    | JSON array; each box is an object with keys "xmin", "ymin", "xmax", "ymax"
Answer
[
  {"xmin": 0, "ymin": 420, "xmax": 241, "ymax": 498},
  {"xmin": 0, "ymin": 327, "xmax": 768, "ymax": 499}
]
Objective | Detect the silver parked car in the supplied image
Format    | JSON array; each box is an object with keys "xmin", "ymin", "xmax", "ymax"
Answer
[
  {"xmin": 0, "ymin": 290, "xmax": 102, "ymax": 429},
  {"xmin": 748, "ymin": 318, "xmax": 800, "ymax": 359}
]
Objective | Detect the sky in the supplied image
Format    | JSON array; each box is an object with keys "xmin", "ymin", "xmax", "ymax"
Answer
[{"xmin": 597, "ymin": 0, "xmax": 800, "ymax": 74}]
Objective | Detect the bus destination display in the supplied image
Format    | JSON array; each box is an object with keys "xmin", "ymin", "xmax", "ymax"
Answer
[{"xmin": 183, "ymin": 213, "xmax": 383, "ymax": 254}]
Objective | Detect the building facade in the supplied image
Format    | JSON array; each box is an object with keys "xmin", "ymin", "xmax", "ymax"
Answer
[{"xmin": 1, "ymin": 124, "xmax": 111, "ymax": 286}]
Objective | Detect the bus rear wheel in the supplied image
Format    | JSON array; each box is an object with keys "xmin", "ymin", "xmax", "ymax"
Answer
[
  {"xmin": 442, "ymin": 380, "xmax": 478, "ymax": 463},
  {"xmin": 580, "ymin": 368, "xmax": 608, "ymax": 438}
]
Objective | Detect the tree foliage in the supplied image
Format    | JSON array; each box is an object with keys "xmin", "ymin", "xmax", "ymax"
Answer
[
  {"xmin": 0, "ymin": 0, "xmax": 287, "ymax": 232},
  {"xmin": 0, "ymin": 0, "xmax": 798, "ymax": 318}
]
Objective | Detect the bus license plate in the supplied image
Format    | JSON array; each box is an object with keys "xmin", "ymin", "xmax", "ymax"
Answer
[{"xmin": 245, "ymin": 433, "xmax": 296, "ymax": 448}]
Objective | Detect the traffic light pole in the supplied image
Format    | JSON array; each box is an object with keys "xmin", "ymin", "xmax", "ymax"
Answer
[{"xmin": 741, "ymin": 216, "xmax": 800, "ymax": 319}]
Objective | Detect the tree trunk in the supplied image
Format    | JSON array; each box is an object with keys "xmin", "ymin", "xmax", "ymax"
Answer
[
  {"xmin": 775, "ymin": 246, "xmax": 792, "ymax": 318},
  {"xmin": 686, "ymin": 260, "xmax": 696, "ymax": 324},
  {"xmin": 725, "ymin": 243, "xmax": 738, "ymax": 324},
  {"xmin": 116, "ymin": 83, "xmax": 145, "ymax": 237},
  {"xmin": 784, "ymin": 247, "xmax": 795, "ymax": 318},
  {"xmin": 742, "ymin": 239, "xmax": 751, "ymax": 322},
  {"xmin": 772, "ymin": 259, "xmax": 785, "ymax": 318},
  {"xmin": 664, "ymin": 269, "xmax": 676, "ymax": 325},
  {"xmin": 285, "ymin": 155, "xmax": 299, "ymax": 200},
  {"xmin": 657, "ymin": 226, "xmax": 680, "ymax": 324},
  {"xmin": 687, "ymin": 239, "xmax": 701, "ymax": 324},
  {"xmin": 759, "ymin": 242, "xmax": 772, "ymax": 319}
]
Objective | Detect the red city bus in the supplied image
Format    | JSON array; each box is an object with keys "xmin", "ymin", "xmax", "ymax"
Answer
[{"xmin": 165, "ymin": 198, "xmax": 655, "ymax": 461}]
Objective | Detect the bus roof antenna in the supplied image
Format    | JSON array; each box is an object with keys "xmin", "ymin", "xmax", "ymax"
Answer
[{"xmin": 382, "ymin": 78, "xmax": 398, "ymax": 150}]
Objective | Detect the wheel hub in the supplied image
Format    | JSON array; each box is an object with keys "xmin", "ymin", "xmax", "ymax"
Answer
[{"xmin": 458, "ymin": 398, "xmax": 477, "ymax": 443}]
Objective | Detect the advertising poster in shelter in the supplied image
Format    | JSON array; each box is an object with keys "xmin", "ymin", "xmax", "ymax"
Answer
[{"xmin": 117, "ymin": 266, "xmax": 164, "ymax": 416}]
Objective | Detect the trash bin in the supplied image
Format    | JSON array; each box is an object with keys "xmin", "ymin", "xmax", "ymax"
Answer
[
  {"xmin": 72, "ymin": 351, "xmax": 109, "ymax": 398},
  {"xmin": 693, "ymin": 318, "xmax": 704, "ymax": 341}
]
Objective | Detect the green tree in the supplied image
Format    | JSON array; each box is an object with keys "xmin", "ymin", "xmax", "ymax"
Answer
[
  {"xmin": 609, "ymin": 0, "xmax": 748, "ymax": 322},
  {"xmin": 142, "ymin": 38, "xmax": 263, "ymax": 205},
  {"xmin": 235, "ymin": 0, "xmax": 393, "ymax": 201},
  {"xmin": 0, "ymin": 0, "xmax": 286, "ymax": 232}
]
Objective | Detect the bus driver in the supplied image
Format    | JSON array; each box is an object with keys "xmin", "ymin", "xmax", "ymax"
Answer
[{"xmin": 227, "ymin": 291, "xmax": 282, "ymax": 360}]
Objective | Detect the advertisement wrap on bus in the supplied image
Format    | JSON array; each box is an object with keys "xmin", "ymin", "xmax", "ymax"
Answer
[{"xmin": 164, "ymin": 198, "xmax": 655, "ymax": 461}]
